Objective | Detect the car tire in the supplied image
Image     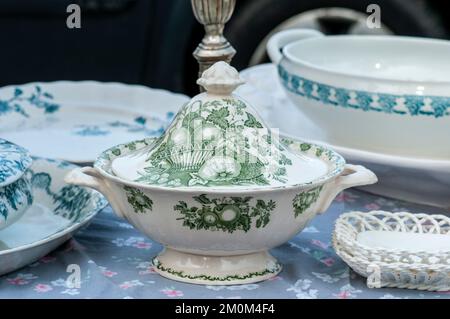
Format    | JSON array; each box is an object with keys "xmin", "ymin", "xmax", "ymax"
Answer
[{"xmin": 225, "ymin": 0, "xmax": 447, "ymax": 70}]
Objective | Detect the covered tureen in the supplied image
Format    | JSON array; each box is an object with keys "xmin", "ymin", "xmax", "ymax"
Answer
[
  {"xmin": 66, "ymin": 62, "xmax": 377, "ymax": 285},
  {"xmin": 0, "ymin": 139, "xmax": 33, "ymax": 230}
]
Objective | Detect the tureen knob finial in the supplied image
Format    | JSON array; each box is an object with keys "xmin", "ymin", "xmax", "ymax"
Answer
[{"xmin": 196, "ymin": 61, "xmax": 245, "ymax": 95}]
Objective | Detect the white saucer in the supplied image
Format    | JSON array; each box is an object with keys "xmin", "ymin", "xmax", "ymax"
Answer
[
  {"xmin": 236, "ymin": 64, "xmax": 450, "ymax": 208},
  {"xmin": 0, "ymin": 157, "xmax": 107, "ymax": 276},
  {"xmin": 0, "ymin": 81, "xmax": 189, "ymax": 163}
]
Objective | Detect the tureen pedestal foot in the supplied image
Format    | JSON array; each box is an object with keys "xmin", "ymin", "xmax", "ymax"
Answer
[{"xmin": 152, "ymin": 248, "xmax": 281, "ymax": 285}]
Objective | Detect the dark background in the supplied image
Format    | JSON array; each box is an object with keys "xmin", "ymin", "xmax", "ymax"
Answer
[{"xmin": 0, "ymin": 0, "xmax": 448, "ymax": 96}]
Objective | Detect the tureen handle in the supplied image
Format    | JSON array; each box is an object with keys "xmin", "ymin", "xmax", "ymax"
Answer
[
  {"xmin": 65, "ymin": 167, "xmax": 125, "ymax": 219},
  {"xmin": 266, "ymin": 29, "xmax": 324, "ymax": 65},
  {"xmin": 317, "ymin": 164, "xmax": 377, "ymax": 214}
]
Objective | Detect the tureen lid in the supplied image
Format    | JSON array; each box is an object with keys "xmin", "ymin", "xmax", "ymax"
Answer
[
  {"xmin": 111, "ymin": 62, "xmax": 330, "ymax": 189},
  {"xmin": 0, "ymin": 138, "xmax": 32, "ymax": 187}
]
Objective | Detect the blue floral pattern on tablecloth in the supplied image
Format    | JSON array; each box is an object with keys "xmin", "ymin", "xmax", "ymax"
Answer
[{"xmin": 0, "ymin": 189, "xmax": 449, "ymax": 299}]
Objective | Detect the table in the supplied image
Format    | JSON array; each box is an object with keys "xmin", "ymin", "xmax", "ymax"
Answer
[{"xmin": 1, "ymin": 189, "xmax": 449, "ymax": 299}]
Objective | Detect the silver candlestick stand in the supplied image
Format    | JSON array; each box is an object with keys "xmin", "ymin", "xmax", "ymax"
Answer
[{"xmin": 191, "ymin": 0, "xmax": 236, "ymax": 91}]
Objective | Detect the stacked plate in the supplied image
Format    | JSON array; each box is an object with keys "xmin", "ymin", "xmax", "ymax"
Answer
[
  {"xmin": 0, "ymin": 81, "xmax": 188, "ymax": 163},
  {"xmin": 0, "ymin": 155, "xmax": 107, "ymax": 275},
  {"xmin": 332, "ymin": 211, "xmax": 450, "ymax": 291},
  {"xmin": 0, "ymin": 81, "xmax": 189, "ymax": 275}
]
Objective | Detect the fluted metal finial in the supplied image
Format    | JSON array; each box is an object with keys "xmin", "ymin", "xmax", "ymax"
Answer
[{"xmin": 191, "ymin": 0, "xmax": 237, "ymax": 91}]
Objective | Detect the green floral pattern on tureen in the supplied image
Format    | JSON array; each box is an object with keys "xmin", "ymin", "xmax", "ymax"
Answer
[
  {"xmin": 292, "ymin": 186, "xmax": 323, "ymax": 217},
  {"xmin": 118, "ymin": 62, "xmax": 293, "ymax": 188},
  {"xmin": 137, "ymin": 98, "xmax": 291, "ymax": 187},
  {"xmin": 124, "ymin": 186, "xmax": 153, "ymax": 213},
  {"xmin": 174, "ymin": 194, "xmax": 276, "ymax": 233}
]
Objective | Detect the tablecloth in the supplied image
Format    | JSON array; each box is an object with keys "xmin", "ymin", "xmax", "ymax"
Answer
[{"xmin": 1, "ymin": 189, "xmax": 449, "ymax": 299}]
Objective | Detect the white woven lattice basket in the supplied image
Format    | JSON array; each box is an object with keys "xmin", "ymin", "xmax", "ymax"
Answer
[
  {"xmin": 335, "ymin": 211, "xmax": 450, "ymax": 263},
  {"xmin": 333, "ymin": 211, "xmax": 450, "ymax": 291}
]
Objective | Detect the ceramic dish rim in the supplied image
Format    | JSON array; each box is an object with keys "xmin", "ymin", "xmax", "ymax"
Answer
[
  {"xmin": 281, "ymin": 132, "xmax": 450, "ymax": 171},
  {"xmin": 93, "ymin": 136, "xmax": 346, "ymax": 194},
  {"xmin": 282, "ymin": 35, "xmax": 450, "ymax": 87},
  {"xmin": 0, "ymin": 157, "xmax": 108, "ymax": 257},
  {"xmin": 0, "ymin": 80, "xmax": 189, "ymax": 103}
]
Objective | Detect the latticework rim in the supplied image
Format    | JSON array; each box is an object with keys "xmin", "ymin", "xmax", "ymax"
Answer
[
  {"xmin": 333, "ymin": 235, "xmax": 450, "ymax": 291},
  {"xmin": 334, "ymin": 211, "xmax": 450, "ymax": 262}
]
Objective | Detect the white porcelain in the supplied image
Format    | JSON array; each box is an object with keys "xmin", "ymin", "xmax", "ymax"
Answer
[
  {"xmin": 0, "ymin": 81, "xmax": 189, "ymax": 163},
  {"xmin": 333, "ymin": 211, "xmax": 450, "ymax": 291},
  {"xmin": 0, "ymin": 157, "xmax": 107, "ymax": 275},
  {"xmin": 65, "ymin": 62, "xmax": 377, "ymax": 285},
  {"xmin": 0, "ymin": 139, "xmax": 33, "ymax": 230},
  {"xmin": 267, "ymin": 29, "xmax": 450, "ymax": 160},
  {"xmin": 66, "ymin": 137, "xmax": 375, "ymax": 285},
  {"xmin": 236, "ymin": 63, "xmax": 450, "ymax": 208},
  {"xmin": 358, "ymin": 231, "xmax": 450, "ymax": 253}
]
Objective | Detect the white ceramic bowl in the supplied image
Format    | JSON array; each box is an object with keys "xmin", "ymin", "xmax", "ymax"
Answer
[
  {"xmin": 65, "ymin": 136, "xmax": 376, "ymax": 285},
  {"xmin": 267, "ymin": 29, "xmax": 450, "ymax": 160},
  {"xmin": 236, "ymin": 63, "xmax": 450, "ymax": 208}
]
